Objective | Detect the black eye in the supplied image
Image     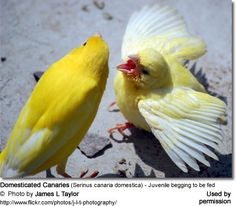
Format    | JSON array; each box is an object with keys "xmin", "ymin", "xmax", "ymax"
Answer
[
  {"xmin": 141, "ymin": 68, "xmax": 149, "ymax": 75},
  {"xmin": 83, "ymin": 42, "xmax": 87, "ymax": 46}
]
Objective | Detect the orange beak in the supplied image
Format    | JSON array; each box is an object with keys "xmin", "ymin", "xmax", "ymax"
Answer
[{"xmin": 117, "ymin": 55, "xmax": 140, "ymax": 78}]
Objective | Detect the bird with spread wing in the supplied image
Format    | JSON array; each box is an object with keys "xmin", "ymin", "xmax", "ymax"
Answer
[{"xmin": 109, "ymin": 5, "xmax": 226, "ymax": 173}]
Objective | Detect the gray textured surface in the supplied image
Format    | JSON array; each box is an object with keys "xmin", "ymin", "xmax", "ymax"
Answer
[
  {"xmin": 79, "ymin": 133, "xmax": 111, "ymax": 158},
  {"xmin": 0, "ymin": 0, "xmax": 232, "ymax": 178}
]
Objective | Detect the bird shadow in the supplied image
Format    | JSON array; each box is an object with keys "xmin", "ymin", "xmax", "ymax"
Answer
[
  {"xmin": 110, "ymin": 128, "xmax": 232, "ymax": 178},
  {"xmin": 98, "ymin": 163, "xmax": 157, "ymax": 178}
]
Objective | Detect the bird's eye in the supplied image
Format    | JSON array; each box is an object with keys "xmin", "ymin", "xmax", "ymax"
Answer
[
  {"xmin": 83, "ymin": 42, "xmax": 87, "ymax": 46},
  {"xmin": 141, "ymin": 68, "xmax": 149, "ymax": 75}
]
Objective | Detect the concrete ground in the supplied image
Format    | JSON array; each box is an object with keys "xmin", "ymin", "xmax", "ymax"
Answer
[{"xmin": 0, "ymin": 0, "xmax": 232, "ymax": 178}]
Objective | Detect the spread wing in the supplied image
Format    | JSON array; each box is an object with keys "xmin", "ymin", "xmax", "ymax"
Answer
[
  {"xmin": 138, "ymin": 88, "xmax": 226, "ymax": 172},
  {"xmin": 122, "ymin": 5, "xmax": 206, "ymax": 62}
]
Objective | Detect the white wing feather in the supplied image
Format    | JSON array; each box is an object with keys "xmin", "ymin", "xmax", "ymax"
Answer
[
  {"xmin": 122, "ymin": 4, "xmax": 206, "ymax": 62},
  {"xmin": 138, "ymin": 88, "xmax": 226, "ymax": 172}
]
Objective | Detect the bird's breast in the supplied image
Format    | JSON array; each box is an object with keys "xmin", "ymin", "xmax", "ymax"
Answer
[{"xmin": 114, "ymin": 73, "xmax": 150, "ymax": 131}]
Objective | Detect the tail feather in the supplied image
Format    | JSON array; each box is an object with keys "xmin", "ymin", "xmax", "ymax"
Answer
[{"xmin": 0, "ymin": 152, "xmax": 22, "ymax": 178}]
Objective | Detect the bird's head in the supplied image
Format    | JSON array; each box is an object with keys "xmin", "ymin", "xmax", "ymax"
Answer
[
  {"xmin": 82, "ymin": 33, "xmax": 109, "ymax": 63},
  {"xmin": 75, "ymin": 33, "xmax": 109, "ymax": 78},
  {"xmin": 117, "ymin": 48, "xmax": 171, "ymax": 89}
]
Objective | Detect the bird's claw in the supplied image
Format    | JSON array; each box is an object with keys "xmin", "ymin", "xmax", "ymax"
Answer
[
  {"xmin": 80, "ymin": 169, "xmax": 89, "ymax": 178},
  {"xmin": 46, "ymin": 169, "xmax": 99, "ymax": 178},
  {"xmin": 62, "ymin": 172, "xmax": 72, "ymax": 178},
  {"xmin": 46, "ymin": 169, "xmax": 55, "ymax": 178},
  {"xmin": 89, "ymin": 170, "xmax": 99, "ymax": 178},
  {"xmin": 108, "ymin": 122, "xmax": 134, "ymax": 136},
  {"xmin": 107, "ymin": 101, "xmax": 120, "ymax": 112},
  {"xmin": 61, "ymin": 170, "xmax": 99, "ymax": 178},
  {"xmin": 52, "ymin": 171, "xmax": 99, "ymax": 178},
  {"xmin": 80, "ymin": 169, "xmax": 99, "ymax": 178}
]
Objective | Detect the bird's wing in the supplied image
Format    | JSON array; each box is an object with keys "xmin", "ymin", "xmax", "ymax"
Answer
[
  {"xmin": 138, "ymin": 88, "xmax": 226, "ymax": 172},
  {"xmin": 1, "ymin": 76, "xmax": 99, "ymax": 177},
  {"xmin": 122, "ymin": 5, "xmax": 206, "ymax": 62}
]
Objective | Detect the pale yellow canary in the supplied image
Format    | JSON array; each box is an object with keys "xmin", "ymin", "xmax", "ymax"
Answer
[
  {"xmin": 0, "ymin": 34, "xmax": 109, "ymax": 178},
  {"xmin": 112, "ymin": 5, "xmax": 226, "ymax": 172}
]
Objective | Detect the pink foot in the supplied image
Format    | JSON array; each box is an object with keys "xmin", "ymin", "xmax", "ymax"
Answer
[
  {"xmin": 62, "ymin": 172, "xmax": 72, "ymax": 178},
  {"xmin": 60, "ymin": 170, "xmax": 99, "ymax": 178},
  {"xmin": 107, "ymin": 101, "xmax": 119, "ymax": 112},
  {"xmin": 80, "ymin": 169, "xmax": 88, "ymax": 178},
  {"xmin": 108, "ymin": 122, "xmax": 134, "ymax": 136},
  {"xmin": 80, "ymin": 169, "xmax": 99, "ymax": 178},
  {"xmin": 89, "ymin": 171, "xmax": 99, "ymax": 178}
]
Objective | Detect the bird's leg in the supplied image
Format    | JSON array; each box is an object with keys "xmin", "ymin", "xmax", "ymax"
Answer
[
  {"xmin": 108, "ymin": 101, "xmax": 116, "ymax": 108},
  {"xmin": 80, "ymin": 170, "xmax": 99, "ymax": 178},
  {"xmin": 107, "ymin": 101, "xmax": 120, "ymax": 112},
  {"xmin": 89, "ymin": 170, "xmax": 99, "ymax": 178},
  {"xmin": 108, "ymin": 122, "xmax": 134, "ymax": 136},
  {"xmin": 79, "ymin": 169, "xmax": 89, "ymax": 178},
  {"xmin": 107, "ymin": 101, "xmax": 116, "ymax": 111},
  {"xmin": 46, "ymin": 168, "xmax": 55, "ymax": 178},
  {"xmin": 56, "ymin": 159, "xmax": 99, "ymax": 178},
  {"xmin": 56, "ymin": 158, "xmax": 72, "ymax": 178}
]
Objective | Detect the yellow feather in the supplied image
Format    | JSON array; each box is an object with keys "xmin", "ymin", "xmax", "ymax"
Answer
[
  {"xmin": 0, "ymin": 35, "xmax": 109, "ymax": 178},
  {"xmin": 114, "ymin": 5, "xmax": 226, "ymax": 173}
]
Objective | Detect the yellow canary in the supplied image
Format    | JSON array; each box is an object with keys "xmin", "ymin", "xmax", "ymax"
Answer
[
  {"xmin": 113, "ymin": 5, "xmax": 226, "ymax": 172},
  {"xmin": 0, "ymin": 34, "xmax": 109, "ymax": 178}
]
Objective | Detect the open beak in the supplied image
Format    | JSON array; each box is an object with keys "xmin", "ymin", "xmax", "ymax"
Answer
[{"xmin": 117, "ymin": 55, "xmax": 140, "ymax": 78}]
